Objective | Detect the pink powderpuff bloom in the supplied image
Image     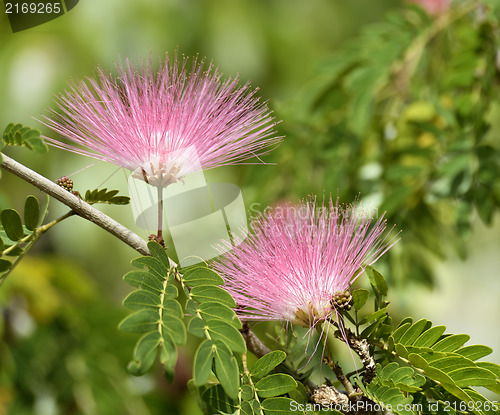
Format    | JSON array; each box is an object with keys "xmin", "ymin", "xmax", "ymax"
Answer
[
  {"xmin": 40, "ymin": 54, "xmax": 282, "ymax": 187},
  {"xmin": 408, "ymin": 0, "xmax": 449, "ymax": 16},
  {"xmin": 213, "ymin": 196, "xmax": 398, "ymax": 328}
]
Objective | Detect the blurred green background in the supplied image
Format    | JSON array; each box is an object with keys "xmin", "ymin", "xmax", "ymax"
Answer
[{"xmin": 1, "ymin": 0, "xmax": 500, "ymax": 414}]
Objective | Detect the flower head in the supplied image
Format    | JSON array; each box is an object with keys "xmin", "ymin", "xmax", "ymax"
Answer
[
  {"xmin": 213, "ymin": 196, "xmax": 398, "ymax": 328},
  {"xmin": 41, "ymin": 53, "xmax": 281, "ymax": 186}
]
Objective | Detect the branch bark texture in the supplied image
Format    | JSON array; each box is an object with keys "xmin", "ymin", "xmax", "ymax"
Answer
[{"xmin": 1, "ymin": 152, "xmax": 151, "ymax": 256}]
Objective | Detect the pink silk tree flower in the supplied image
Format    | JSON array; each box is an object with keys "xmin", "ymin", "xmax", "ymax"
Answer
[
  {"xmin": 40, "ymin": 54, "xmax": 282, "ymax": 187},
  {"xmin": 408, "ymin": 0, "xmax": 449, "ymax": 16},
  {"xmin": 212, "ymin": 197, "xmax": 398, "ymax": 328}
]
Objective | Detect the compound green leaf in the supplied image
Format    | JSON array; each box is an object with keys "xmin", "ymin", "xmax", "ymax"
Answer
[
  {"xmin": 250, "ymin": 350, "xmax": 287, "ymax": 380},
  {"xmin": 255, "ymin": 374, "xmax": 297, "ymax": 398}
]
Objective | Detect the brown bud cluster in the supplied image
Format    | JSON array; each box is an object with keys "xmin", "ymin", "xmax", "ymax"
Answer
[
  {"xmin": 56, "ymin": 176, "xmax": 74, "ymax": 192},
  {"xmin": 331, "ymin": 291, "xmax": 352, "ymax": 311}
]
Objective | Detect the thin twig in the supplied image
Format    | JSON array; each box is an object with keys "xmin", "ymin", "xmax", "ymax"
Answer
[{"xmin": 0, "ymin": 152, "xmax": 165, "ymax": 259}]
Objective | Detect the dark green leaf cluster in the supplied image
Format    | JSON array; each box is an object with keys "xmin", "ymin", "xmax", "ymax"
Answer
[
  {"xmin": 251, "ymin": 3, "xmax": 500, "ymax": 286},
  {"xmin": 84, "ymin": 188, "xmax": 130, "ymax": 205},
  {"xmin": 200, "ymin": 350, "xmax": 300, "ymax": 415},
  {"xmin": 320, "ymin": 268, "xmax": 500, "ymax": 415},
  {"xmin": 386, "ymin": 318, "xmax": 500, "ymax": 413},
  {"xmin": 0, "ymin": 195, "xmax": 46, "ymax": 281},
  {"xmin": 120, "ymin": 242, "xmax": 184, "ymax": 378},
  {"xmin": 1, "ymin": 122, "xmax": 48, "ymax": 154}
]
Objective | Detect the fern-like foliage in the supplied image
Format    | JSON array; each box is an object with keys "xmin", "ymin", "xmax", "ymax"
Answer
[
  {"xmin": 0, "ymin": 195, "xmax": 48, "ymax": 282},
  {"xmin": 84, "ymin": 188, "xmax": 130, "ymax": 205},
  {"xmin": 121, "ymin": 246, "xmax": 303, "ymax": 414},
  {"xmin": 387, "ymin": 318, "xmax": 500, "ymax": 413},
  {"xmin": 1, "ymin": 123, "xmax": 48, "ymax": 153}
]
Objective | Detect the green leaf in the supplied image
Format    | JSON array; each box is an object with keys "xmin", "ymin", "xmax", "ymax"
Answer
[
  {"xmin": 147, "ymin": 241, "xmax": 171, "ymax": 270},
  {"xmin": 0, "ymin": 259, "xmax": 12, "ymax": 272},
  {"xmin": 240, "ymin": 384, "xmax": 254, "ymax": 401},
  {"xmin": 398, "ymin": 319, "xmax": 429, "ymax": 346},
  {"xmin": 194, "ymin": 339, "xmax": 214, "ymax": 386},
  {"xmin": 119, "ymin": 309, "xmax": 158, "ymax": 333},
  {"xmin": 213, "ymin": 341, "xmax": 240, "ymax": 400},
  {"xmin": 240, "ymin": 400, "xmax": 255, "ymax": 415},
  {"xmin": 188, "ymin": 317, "xmax": 206, "ymax": 338},
  {"xmin": 255, "ymin": 374, "xmax": 297, "ymax": 398},
  {"xmin": 412, "ymin": 325, "xmax": 446, "ymax": 347},
  {"xmin": 123, "ymin": 270, "xmax": 164, "ymax": 292},
  {"xmin": 390, "ymin": 322, "xmax": 412, "ymax": 345},
  {"xmin": 162, "ymin": 299, "xmax": 183, "ymax": 318},
  {"xmin": 159, "ymin": 331, "xmax": 178, "ymax": 373},
  {"xmin": 455, "ymin": 345, "xmax": 492, "ymax": 361},
  {"xmin": 162, "ymin": 315, "xmax": 186, "ymax": 345},
  {"xmin": 123, "ymin": 290, "xmax": 161, "ymax": 310},
  {"xmin": 128, "ymin": 332, "xmax": 161, "ymax": 375},
  {"xmin": 84, "ymin": 188, "xmax": 130, "ymax": 205},
  {"xmin": 352, "ymin": 288, "xmax": 369, "ymax": 310},
  {"xmin": 202, "ymin": 384, "xmax": 237, "ymax": 414},
  {"xmin": 1, "ymin": 209, "xmax": 25, "ymax": 241},
  {"xmin": 23, "ymin": 196, "xmax": 39, "ymax": 231},
  {"xmin": 191, "ymin": 285, "xmax": 236, "ymax": 308},
  {"xmin": 358, "ymin": 307, "xmax": 388, "ymax": 325},
  {"xmin": 260, "ymin": 397, "xmax": 296, "ymax": 415},
  {"xmin": 250, "ymin": 351, "xmax": 287, "ymax": 380},
  {"xmin": 432, "ymin": 334, "xmax": 470, "ymax": 352},
  {"xmin": 182, "ymin": 266, "xmax": 224, "ymax": 287},
  {"xmin": 2, "ymin": 123, "xmax": 48, "ymax": 153},
  {"xmin": 366, "ymin": 266, "xmax": 388, "ymax": 296},
  {"xmin": 207, "ymin": 319, "xmax": 246, "ymax": 353},
  {"xmin": 198, "ymin": 302, "xmax": 242, "ymax": 329},
  {"xmin": 130, "ymin": 256, "xmax": 167, "ymax": 280}
]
